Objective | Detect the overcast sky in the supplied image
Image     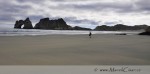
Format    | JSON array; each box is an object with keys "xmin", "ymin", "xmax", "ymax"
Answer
[{"xmin": 0, "ymin": 0, "xmax": 150, "ymax": 29}]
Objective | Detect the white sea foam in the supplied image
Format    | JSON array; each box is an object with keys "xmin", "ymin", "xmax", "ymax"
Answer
[{"xmin": 0, "ymin": 28, "xmax": 142, "ymax": 36}]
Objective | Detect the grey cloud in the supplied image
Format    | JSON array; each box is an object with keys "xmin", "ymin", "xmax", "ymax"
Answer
[
  {"xmin": 64, "ymin": 17, "xmax": 99, "ymax": 25},
  {"xmin": 0, "ymin": 0, "xmax": 31, "ymax": 19},
  {"xmin": 51, "ymin": 0, "xmax": 96, "ymax": 2},
  {"xmin": 135, "ymin": 0, "xmax": 150, "ymax": 12},
  {"xmin": 0, "ymin": 5, "xmax": 30, "ymax": 14},
  {"xmin": 52, "ymin": 0, "xmax": 150, "ymax": 14},
  {"xmin": 104, "ymin": 21, "xmax": 119, "ymax": 26},
  {"xmin": 1, "ymin": 0, "xmax": 150, "ymax": 28},
  {"xmin": 0, "ymin": 15, "xmax": 15, "ymax": 22},
  {"xmin": 16, "ymin": 0, "xmax": 44, "ymax": 3},
  {"xmin": 51, "ymin": 0, "xmax": 66, "ymax": 2},
  {"xmin": 104, "ymin": 22, "xmax": 116, "ymax": 25},
  {"xmin": 0, "ymin": 0, "xmax": 33, "ymax": 27},
  {"xmin": 1, "ymin": 0, "xmax": 150, "ymax": 15},
  {"xmin": 28, "ymin": 15, "xmax": 44, "ymax": 25},
  {"xmin": 51, "ymin": 0, "xmax": 76, "ymax": 2},
  {"xmin": 29, "ymin": 15, "xmax": 44, "ymax": 21},
  {"xmin": 56, "ymin": 2, "xmax": 134, "ymax": 13}
]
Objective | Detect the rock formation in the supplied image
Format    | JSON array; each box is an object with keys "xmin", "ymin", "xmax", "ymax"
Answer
[
  {"xmin": 14, "ymin": 18, "xmax": 33, "ymax": 29},
  {"xmin": 115, "ymin": 33, "xmax": 127, "ymax": 35},
  {"xmin": 73, "ymin": 26, "xmax": 91, "ymax": 30},
  {"xmin": 34, "ymin": 18, "xmax": 72, "ymax": 30},
  {"xmin": 94, "ymin": 24, "xmax": 148, "ymax": 31},
  {"xmin": 23, "ymin": 18, "xmax": 33, "ymax": 29},
  {"xmin": 14, "ymin": 20, "xmax": 24, "ymax": 29},
  {"xmin": 14, "ymin": 17, "xmax": 92, "ymax": 30},
  {"xmin": 139, "ymin": 27, "xmax": 150, "ymax": 35}
]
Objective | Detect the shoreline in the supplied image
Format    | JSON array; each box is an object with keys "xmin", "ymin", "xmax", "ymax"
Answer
[{"xmin": 0, "ymin": 28, "xmax": 143, "ymax": 36}]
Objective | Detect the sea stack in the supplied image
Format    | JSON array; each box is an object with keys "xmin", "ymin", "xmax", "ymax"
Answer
[
  {"xmin": 14, "ymin": 20, "xmax": 24, "ymax": 29},
  {"xmin": 23, "ymin": 18, "xmax": 33, "ymax": 29},
  {"xmin": 14, "ymin": 18, "xmax": 33, "ymax": 29}
]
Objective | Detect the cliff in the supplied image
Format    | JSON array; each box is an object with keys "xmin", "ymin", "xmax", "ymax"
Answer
[{"xmin": 34, "ymin": 18, "xmax": 72, "ymax": 30}]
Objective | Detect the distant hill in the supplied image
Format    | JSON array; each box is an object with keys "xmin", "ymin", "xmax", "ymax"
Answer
[
  {"xmin": 94, "ymin": 24, "xmax": 149, "ymax": 31},
  {"xmin": 73, "ymin": 26, "xmax": 91, "ymax": 30}
]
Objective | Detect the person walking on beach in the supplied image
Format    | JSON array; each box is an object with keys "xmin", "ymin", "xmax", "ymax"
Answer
[{"xmin": 89, "ymin": 31, "xmax": 92, "ymax": 38}]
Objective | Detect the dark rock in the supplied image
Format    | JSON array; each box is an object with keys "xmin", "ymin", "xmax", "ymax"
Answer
[
  {"xmin": 34, "ymin": 18, "xmax": 50, "ymax": 29},
  {"xmin": 14, "ymin": 17, "xmax": 93, "ymax": 30},
  {"xmin": 94, "ymin": 24, "xmax": 149, "ymax": 31},
  {"xmin": 146, "ymin": 27, "xmax": 150, "ymax": 32},
  {"xmin": 23, "ymin": 18, "xmax": 33, "ymax": 29},
  {"xmin": 139, "ymin": 32, "xmax": 150, "ymax": 35},
  {"xmin": 34, "ymin": 18, "xmax": 72, "ymax": 30},
  {"xmin": 14, "ymin": 18, "xmax": 33, "ymax": 29},
  {"xmin": 73, "ymin": 26, "xmax": 91, "ymax": 30},
  {"xmin": 139, "ymin": 27, "xmax": 150, "ymax": 35},
  {"xmin": 14, "ymin": 20, "xmax": 24, "ymax": 29},
  {"xmin": 115, "ymin": 33, "xmax": 127, "ymax": 35}
]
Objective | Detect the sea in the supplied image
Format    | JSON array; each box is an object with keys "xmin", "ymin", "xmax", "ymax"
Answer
[{"xmin": 0, "ymin": 28, "xmax": 143, "ymax": 36}]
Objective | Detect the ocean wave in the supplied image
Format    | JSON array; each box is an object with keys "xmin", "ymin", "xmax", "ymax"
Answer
[{"xmin": 0, "ymin": 28, "xmax": 141, "ymax": 36}]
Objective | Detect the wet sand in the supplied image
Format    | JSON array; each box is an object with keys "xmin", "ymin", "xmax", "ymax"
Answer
[{"xmin": 0, "ymin": 34, "xmax": 150, "ymax": 65}]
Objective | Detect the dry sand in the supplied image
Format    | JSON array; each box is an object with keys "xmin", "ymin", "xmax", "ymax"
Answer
[{"xmin": 0, "ymin": 34, "xmax": 150, "ymax": 65}]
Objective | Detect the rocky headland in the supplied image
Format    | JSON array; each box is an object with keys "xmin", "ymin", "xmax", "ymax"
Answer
[{"xmin": 94, "ymin": 24, "xmax": 148, "ymax": 31}]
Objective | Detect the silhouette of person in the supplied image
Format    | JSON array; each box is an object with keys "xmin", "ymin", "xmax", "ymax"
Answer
[{"xmin": 89, "ymin": 31, "xmax": 92, "ymax": 38}]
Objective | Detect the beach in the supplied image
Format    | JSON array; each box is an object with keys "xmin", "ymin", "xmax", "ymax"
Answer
[{"xmin": 0, "ymin": 34, "xmax": 150, "ymax": 65}]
